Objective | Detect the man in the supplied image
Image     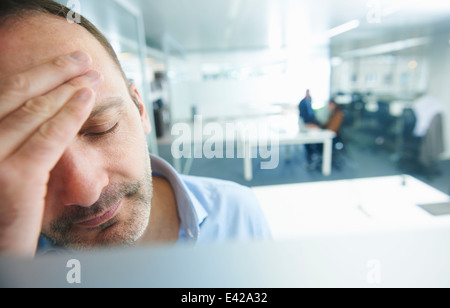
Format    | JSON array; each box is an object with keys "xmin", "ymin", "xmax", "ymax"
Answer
[
  {"xmin": 0, "ymin": 0, "xmax": 271, "ymax": 258},
  {"xmin": 299, "ymin": 89, "xmax": 321, "ymax": 129},
  {"xmin": 298, "ymin": 89, "xmax": 321, "ymax": 169}
]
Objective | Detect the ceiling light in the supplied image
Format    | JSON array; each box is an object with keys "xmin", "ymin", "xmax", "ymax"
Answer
[
  {"xmin": 331, "ymin": 57, "xmax": 343, "ymax": 67},
  {"xmin": 341, "ymin": 37, "xmax": 430, "ymax": 58},
  {"xmin": 408, "ymin": 60, "xmax": 418, "ymax": 70},
  {"xmin": 328, "ymin": 20, "xmax": 360, "ymax": 38}
]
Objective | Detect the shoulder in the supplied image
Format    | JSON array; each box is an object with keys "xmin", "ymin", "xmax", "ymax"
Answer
[
  {"xmin": 182, "ymin": 175, "xmax": 256, "ymax": 206},
  {"xmin": 181, "ymin": 175, "xmax": 264, "ymax": 222},
  {"xmin": 180, "ymin": 175, "xmax": 272, "ymax": 242}
]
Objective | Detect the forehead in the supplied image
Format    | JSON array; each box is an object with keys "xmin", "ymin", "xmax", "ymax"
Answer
[{"xmin": 0, "ymin": 13, "xmax": 128, "ymax": 101}]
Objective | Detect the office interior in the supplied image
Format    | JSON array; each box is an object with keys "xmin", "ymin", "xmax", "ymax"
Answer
[{"xmin": 60, "ymin": 0, "xmax": 450, "ymax": 240}]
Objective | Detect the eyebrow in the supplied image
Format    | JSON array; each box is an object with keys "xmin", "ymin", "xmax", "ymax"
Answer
[{"xmin": 89, "ymin": 97, "xmax": 126, "ymax": 119}]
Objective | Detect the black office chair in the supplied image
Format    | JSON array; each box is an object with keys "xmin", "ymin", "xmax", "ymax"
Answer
[
  {"xmin": 370, "ymin": 101, "xmax": 397, "ymax": 150},
  {"xmin": 377, "ymin": 101, "xmax": 396, "ymax": 127},
  {"xmin": 351, "ymin": 92, "xmax": 365, "ymax": 121},
  {"xmin": 397, "ymin": 108, "xmax": 423, "ymax": 172},
  {"xmin": 331, "ymin": 134, "xmax": 347, "ymax": 170}
]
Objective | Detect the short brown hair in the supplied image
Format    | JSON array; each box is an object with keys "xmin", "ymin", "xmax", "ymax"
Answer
[{"xmin": 0, "ymin": 0, "xmax": 127, "ymax": 82}]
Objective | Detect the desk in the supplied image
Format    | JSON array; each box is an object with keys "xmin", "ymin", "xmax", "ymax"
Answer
[
  {"xmin": 170, "ymin": 115, "xmax": 336, "ymax": 180},
  {"xmin": 252, "ymin": 175, "xmax": 450, "ymax": 239},
  {"xmin": 241, "ymin": 120, "xmax": 336, "ymax": 181}
]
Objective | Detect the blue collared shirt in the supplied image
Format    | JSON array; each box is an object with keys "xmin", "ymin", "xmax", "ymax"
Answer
[
  {"xmin": 151, "ymin": 155, "xmax": 272, "ymax": 244},
  {"xmin": 38, "ymin": 155, "xmax": 271, "ymax": 253}
]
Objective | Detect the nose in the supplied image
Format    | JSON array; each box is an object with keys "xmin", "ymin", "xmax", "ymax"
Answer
[{"xmin": 50, "ymin": 146, "xmax": 109, "ymax": 208}]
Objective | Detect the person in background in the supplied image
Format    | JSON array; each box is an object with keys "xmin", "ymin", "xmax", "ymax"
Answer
[
  {"xmin": 299, "ymin": 90, "xmax": 321, "ymax": 169},
  {"xmin": 322, "ymin": 99, "xmax": 345, "ymax": 167},
  {"xmin": 299, "ymin": 89, "xmax": 321, "ymax": 129},
  {"xmin": 322, "ymin": 99, "xmax": 344, "ymax": 136}
]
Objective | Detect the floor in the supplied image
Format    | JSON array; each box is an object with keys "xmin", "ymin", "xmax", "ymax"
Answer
[{"xmin": 157, "ymin": 122, "xmax": 450, "ymax": 196}]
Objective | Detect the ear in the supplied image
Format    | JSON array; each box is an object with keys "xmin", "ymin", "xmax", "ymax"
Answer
[{"xmin": 128, "ymin": 83, "xmax": 152, "ymax": 135}]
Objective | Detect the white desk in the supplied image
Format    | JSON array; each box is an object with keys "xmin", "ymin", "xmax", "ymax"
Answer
[
  {"xmin": 252, "ymin": 175, "xmax": 450, "ymax": 239},
  {"xmin": 170, "ymin": 114, "xmax": 335, "ymax": 180},
  {"xmin": 240, "ymin": 115, "xmax": 335, "ymax": 181}
]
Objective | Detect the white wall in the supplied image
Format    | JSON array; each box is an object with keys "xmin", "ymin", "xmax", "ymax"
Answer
[{"xmin": 168, "ymin": 47, "xmax": 330, "ymax": 122}]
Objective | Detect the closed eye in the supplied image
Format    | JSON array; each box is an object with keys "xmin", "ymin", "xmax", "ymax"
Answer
[{"xmin": 86, "ymin": 122, "xmax": 119, "ymax": 137}]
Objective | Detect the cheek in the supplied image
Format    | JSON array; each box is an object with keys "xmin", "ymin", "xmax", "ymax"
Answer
[
  {"xmin": 42, "ymin": 200, "xmax": 64, "ymax": 230},
  {"xmin": 97, "ymin": 118, "xmax": 151, "ymax": 182},
  {"xmin": 110, "ymin": 120, "xmax": 148, "ymax": 156}
]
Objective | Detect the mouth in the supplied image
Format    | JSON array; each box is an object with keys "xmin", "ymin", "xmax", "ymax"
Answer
[{"xmin": 76, "ymin": 200, "xmax": 122, "ymax": 228}]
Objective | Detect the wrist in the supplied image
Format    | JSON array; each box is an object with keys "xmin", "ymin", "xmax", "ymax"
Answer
[{"xmin": 0, "ymin": 213, "xmax": 41, "ymax": 258}]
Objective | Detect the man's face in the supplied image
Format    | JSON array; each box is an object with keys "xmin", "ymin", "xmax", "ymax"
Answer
[{"xmin": 0, "ymin": 14, "xmax": 154, "ymax": 250}]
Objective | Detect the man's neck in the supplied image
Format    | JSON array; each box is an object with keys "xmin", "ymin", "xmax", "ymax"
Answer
[{"xmin": 137, "ymin": 176, "xmax": 180, "ymax": 244}]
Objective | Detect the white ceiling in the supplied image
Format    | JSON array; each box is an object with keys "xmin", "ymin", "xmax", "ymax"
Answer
[{"xmin": 134, "ymin": 0, "xmax": 450, "ymax": 55}]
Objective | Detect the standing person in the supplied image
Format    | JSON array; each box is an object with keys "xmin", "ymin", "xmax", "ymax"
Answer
[
  {"xmin": 299, "ymin": 89, "xmax": 321, "ymax": 169},
  {"xmin": 299, "ymin": 89, "xmax": 321, "ymax": 129}
]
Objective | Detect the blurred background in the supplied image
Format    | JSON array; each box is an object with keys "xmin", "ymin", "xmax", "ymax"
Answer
[{"xmin": 60, "ymin": 0, "xmax": 450, "ymax": 195}]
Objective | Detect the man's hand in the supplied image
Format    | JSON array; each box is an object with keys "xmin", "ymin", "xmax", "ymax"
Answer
[{"xmin": 0, "ymin": 51, "xmax": 103, "ymax": 257}]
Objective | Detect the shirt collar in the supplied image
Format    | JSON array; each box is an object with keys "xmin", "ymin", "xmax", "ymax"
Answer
[{"xmin": 150, "ymin": 155, "xmax": 207, "ymax": 243}]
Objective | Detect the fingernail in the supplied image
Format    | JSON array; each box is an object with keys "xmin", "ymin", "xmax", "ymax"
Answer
[
  {"xmin": 69, "ymin": 50, "xmax": 90, "ymax": 63},
  {"xmin": 75, "ymin": 88, "xmax": 93, "ymax": 101},
  {"xmin": 85, "ymin": 71, "xmax": 103, "ymax": 92},
  {"xmin": 85, "ymin": 70, "xmax": 101, "ymax": 80}
]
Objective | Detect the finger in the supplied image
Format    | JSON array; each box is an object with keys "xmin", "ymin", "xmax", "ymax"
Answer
[
  {"xmin": 8, "ymin": 87, "xmax": 96, "ymax": 174},
  {"xmin": 0, "ymin": 70, "xmax": 103, "ymax": 160},
  {"xmin": 0, "ymin": 50, "xmax": 92, "ymax": 118}
]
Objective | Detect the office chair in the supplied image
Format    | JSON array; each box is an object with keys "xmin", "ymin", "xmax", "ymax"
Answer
[
  {"xmin": 401, "ymin": 109, "xmax": 420, "ymax": 148},
  {"xmin": 350, "ymin": 92, "xmax": 365, "ymax": 122},
  {"xmin": 377, "ymin": 101, "xmax": 396, "ymax": 127},
  {"xmin": 369, "ymin": 101, "xmax": 398, "ymax": 151},
  {"xmin": 397, "ymin": 108, "xmax": 440, "ymax": 178}
]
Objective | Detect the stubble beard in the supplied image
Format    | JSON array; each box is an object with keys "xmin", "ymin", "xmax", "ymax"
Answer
[{"xmin": 42, "ymin": 158, "xmax": 154, "ymax": 251}]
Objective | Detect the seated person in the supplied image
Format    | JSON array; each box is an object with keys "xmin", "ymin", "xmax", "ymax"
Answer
[
  {"xmin": 323, "ymin": 100, "xmax": 345, "ymax": 165},
  {"xmin": 323, "ymin": 99, "xmax": 344, "ymax": 136},
  {"xmin": 0, "ymin": 0, "xmax": 271, "ymax": 258}
]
